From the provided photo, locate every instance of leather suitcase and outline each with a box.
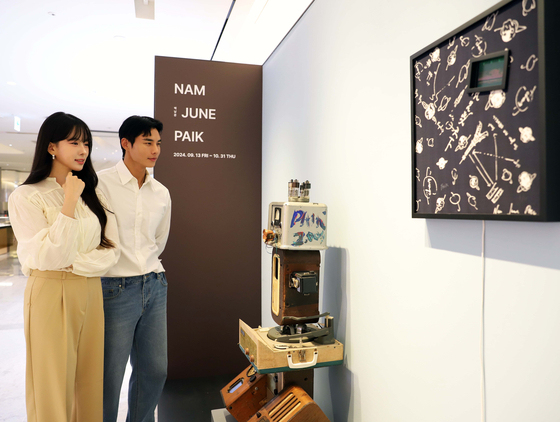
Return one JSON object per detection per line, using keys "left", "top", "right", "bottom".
{"left": 239, "top": 319, "right": 343, "bottom": 374}
{"left": 221, "top": 365, "right": 271, "bottom": 422}
{"left": 247, "top": 385, "right": 330, "bottom": 422}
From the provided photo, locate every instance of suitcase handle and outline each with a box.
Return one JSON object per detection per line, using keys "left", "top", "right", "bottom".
{"left": 287, "top": 350, "right": 318, "bottom": 369}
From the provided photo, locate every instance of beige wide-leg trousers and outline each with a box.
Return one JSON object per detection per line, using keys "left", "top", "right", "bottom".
{"left": 24, "top": 270, "right": 104, "bottom": 422}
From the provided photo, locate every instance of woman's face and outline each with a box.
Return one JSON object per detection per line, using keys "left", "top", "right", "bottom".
{"left": 49, "top": 129, "right": 89, "bottom": 172}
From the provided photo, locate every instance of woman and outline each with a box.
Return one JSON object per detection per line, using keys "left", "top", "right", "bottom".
{"left": 8, "top": 112, "right": 119, "bottom": 422}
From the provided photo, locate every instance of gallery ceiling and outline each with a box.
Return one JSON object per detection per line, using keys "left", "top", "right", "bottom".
{"left": 0, "top": 0, "right": 313, "bottom": 172}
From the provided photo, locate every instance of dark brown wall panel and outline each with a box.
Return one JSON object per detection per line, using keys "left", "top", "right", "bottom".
{"left": 154, "top": 56, "right": 262, "bottom": 379}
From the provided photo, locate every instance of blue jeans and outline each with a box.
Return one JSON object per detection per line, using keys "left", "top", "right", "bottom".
{"left": 101, "top": 272, "right": 168, "bottom": 422}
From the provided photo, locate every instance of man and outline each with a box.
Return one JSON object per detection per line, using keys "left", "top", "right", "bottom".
{"left": 97, "top": 116, "right": 171, "bottom": 422}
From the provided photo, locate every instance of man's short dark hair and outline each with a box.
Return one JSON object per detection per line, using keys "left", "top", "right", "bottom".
{"left": 119, "top": 116, "right": 163, "bottom": 158}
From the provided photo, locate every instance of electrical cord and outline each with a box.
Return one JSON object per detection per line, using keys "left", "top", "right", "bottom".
{"left": 481, "top": 220, "right": 487, "bottom": 422}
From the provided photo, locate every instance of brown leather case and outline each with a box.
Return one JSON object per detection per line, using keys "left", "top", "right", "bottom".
{"left": 247, "top": 385, "right": 330, "bottom": 422}
{"left": 221, "top": 366, "right": 270, "bottom": 422}
{"left": 271, "top": 249, "right": 321, "bottom": 326}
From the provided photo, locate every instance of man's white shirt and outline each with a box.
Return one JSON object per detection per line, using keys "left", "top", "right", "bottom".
{"left": 97, "top": 160, "right": 171, "bottom": 277}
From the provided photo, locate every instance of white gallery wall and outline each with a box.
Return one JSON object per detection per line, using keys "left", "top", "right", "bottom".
{"left": 261, "top": 0, "right": 560, "bottom": 421}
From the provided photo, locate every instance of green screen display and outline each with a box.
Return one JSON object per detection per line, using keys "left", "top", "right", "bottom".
{"left": 475, "top": 56, "right": 505, "bottom": 88}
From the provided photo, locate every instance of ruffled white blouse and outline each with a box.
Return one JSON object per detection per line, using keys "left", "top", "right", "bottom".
{"left": 8, "top": 177, "right": 120, "bottom": 277}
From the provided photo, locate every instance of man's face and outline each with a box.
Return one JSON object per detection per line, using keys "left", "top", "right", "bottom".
{"left": 124, "top": 128, "right": 161, "bottom": 168}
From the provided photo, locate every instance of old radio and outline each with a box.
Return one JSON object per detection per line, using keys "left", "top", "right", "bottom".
{"left": 221, "top": 365, "right": 271, "bottom": 422}
{"left": 247, "top": 385, "right": 330, "bottom": 422}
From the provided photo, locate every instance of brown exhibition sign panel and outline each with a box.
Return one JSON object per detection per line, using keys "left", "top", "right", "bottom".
{"left": 154, "top": 56, "right": 262, "bottom": 379}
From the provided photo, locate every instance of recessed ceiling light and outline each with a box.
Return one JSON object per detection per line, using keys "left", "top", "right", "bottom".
{"left": 47, "top": 11, "right": 55, "bottom": 16}
{"left": 9, "top": 144, "right": 12, "bottom": 147}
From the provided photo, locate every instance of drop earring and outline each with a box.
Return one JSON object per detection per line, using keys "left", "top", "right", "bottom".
{"left": 52, "top": 154, "right": 55, "bottom": 160}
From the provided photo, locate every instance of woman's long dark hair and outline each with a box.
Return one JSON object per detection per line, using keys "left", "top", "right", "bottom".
{"left": 24, "top": 112, "right": 115, "bottom": 249}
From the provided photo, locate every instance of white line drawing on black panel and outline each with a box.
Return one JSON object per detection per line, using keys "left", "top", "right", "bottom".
{"left": 446, "top": 120, "right": 460, "bottom": 139}
{"left": 426, "top": 71, "right": 433, "bottom": 86}
{"left": 519, "top": 127, "right": 535, "bottom": 143}
{"left": 494, "top": 205, "right": 503, "bottom": 214}
{"left": 422, "top": 101, "right": 436, "bottom": 120}
{"left": 474, "top": 150, "right": 521, "bottom": 169}
{"left": 493, "top": 133, "right": 498, "bottom": 180}
{"left": 454, "top": 85, "right": 468, "bottom": 108}
{"left": 459, "top": 100, "right": 474, "bottom": 126}
{"left": 460, "top": 36, "right": 470, "bottom": 47}
{"left": 430, "top": 65, "right": 456, "bottom": 103}
{"left": 441, "top": 183, "right": 449, "bottom": 190}
{"left": 450, "top": 192, "right": 461, "bottom": 211}
{"left": 451, "top": 168, "right": 458, "bottom": 185}
{"left": 494, "top": 19, "right": 527, "bottom": 43}
{"left": 508, "top": 203, "right": 519, "bottom": 214}
{"left": 486, "top": 183, "right": 504, "bottom": 204}
{"left": 521, "top": 54, "right": 538, "bottom": 71}
{"left": 415, "top": 116, "right": 422, "bottom": 128}
{"left": 430, "top": 48, "right": 441, "bottom": 63}
{"left": 435, "top": 195, "right": 446, "bottom": 214}
{"left": 423, "top": 167, "right": 438, "bottom": 205}
{"left": 472, "top": 92, "right": 480, "bottom": 102}
{"left": 522, "top": 0, "right": 536, "bottom": 16}
{"left": 482, "top": 12, "right": 498, "bottom": 31}
{"left": 436, "top": 157, "right": 448, "bottom": 170}
{"left": 416, "top": 168, "right": 421, "bottom": 182}
{"left": 460, "top": 121, "right": 488, "bottom": 164}
{"left": 446, "top": 45, "right": 458, "bottom": 70}
{"left": 456, "top": 61, "right": 471, "bottom": 88}
{"left": 517, "top": 171, "right": 536, "bottom": 193}
{"left": 416, "top": 138, "right": 424, "bottom": 154}
{"left": 455, "top": 135, "right": 471, "bottom": 152}
{"left": 467, "top": 192, "right": 478, "bottom": 210}
{"left": 469, "top": 175, "right": 480, "bottom": 190}
{"left": 414, "top": 62, "right": 425, "bottom": 81}
{"left": 488, "top": 123, "right": 496, "bottom": 131}
{"left": 485, "top": 90, "right": 506, "bottom": 111}
{"left": 469, "top": 154, "right": 492, "bottom": 187}
{"left": 445, "top": 137, "right": 455, "bottom": 152}
{"left": 438, "top": 96, "right": 451, "bottom": 111}
{"left": 416, "top": 199, "right": 421, "bottom": 211}
{"left": 427, "top": 138, "right": 435, "bottom": 147}
{"left": 513, "top": 85, "right": 537, "bottom": 116}
{"left": 502, "top": 168, "right": 513, "bottom": 184}
{"left": 524, "top": 205, "right": 537, "bottom": 215}
{"left": 448, "top": 36, "right": 456, "bottom": 49}
{"left": 492, "top": 115, "right": 520, "bottom": 151}
{"left": 472, "top": 35, "right": 487, "bottom": 58}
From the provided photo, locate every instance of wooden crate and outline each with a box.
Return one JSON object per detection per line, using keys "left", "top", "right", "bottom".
{"left": 238, "top": 320, "right": 343, "bottom": 374}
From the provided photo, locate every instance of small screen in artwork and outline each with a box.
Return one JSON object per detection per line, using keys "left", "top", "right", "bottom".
{"left": 474, "top": 56, "right": 505, "bottom": 88}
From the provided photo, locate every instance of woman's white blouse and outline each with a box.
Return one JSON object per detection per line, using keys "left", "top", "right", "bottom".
{"left": 8, "top": 177, "right": 120, "bottom": 277}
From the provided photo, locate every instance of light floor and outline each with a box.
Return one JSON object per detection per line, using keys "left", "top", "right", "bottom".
{"left": 0, "top": 252, "right": 132, "bottom": 422}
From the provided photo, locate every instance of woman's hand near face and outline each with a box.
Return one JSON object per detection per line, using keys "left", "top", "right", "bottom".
{"left": 61, "top": 172, "right": 84, "bottom": 218}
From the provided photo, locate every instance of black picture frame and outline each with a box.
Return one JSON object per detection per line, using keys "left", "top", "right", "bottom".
{"left": 410, "top": 0, "right": 560, "bottom": 221}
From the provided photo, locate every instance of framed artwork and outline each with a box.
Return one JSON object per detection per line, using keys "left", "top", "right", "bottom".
{"left": 410, "top": 0, "right": 560, "bottom": 220}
